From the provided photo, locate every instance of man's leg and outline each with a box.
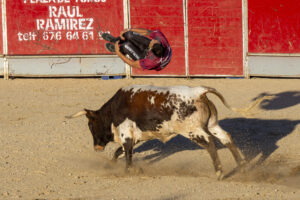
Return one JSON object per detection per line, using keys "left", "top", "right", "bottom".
{"left": 119, "top": 41, "right": 144, "bottom": 61}
{"left": 103, "top": 31, "right": 151, "bottom": 60}
{"left": 105, "top": 40, "right": 145, "bottom": 61}
{"left": 122, "top": 31, "right": 151, "bottom": 53}
{"left": 101, "top": 33, "right": 121, "bottom": 43}
{"left": 102, "top": 31, "right": 150, "bottom": 49}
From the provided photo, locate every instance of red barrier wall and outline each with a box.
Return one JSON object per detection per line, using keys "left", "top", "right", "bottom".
{"left": 248, "top": 0, "right": 300, "bottom": 53}
{"left": 188, "top": 0, "right": 243, "bottom": 75}
{"left": 6, "top": 0, "right": 123, "bottom": 55}
{"left": 130, "top": 0, "right": 186, "bottom": 75}
{"left": 0, "top": 1, "right": 2, "bottom": 55}
{"left": 3, "top": 0, "right": 245, "bottom": 76}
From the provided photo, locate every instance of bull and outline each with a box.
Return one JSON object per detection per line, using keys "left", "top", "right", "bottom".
{"left": 66, "top": 85, "right": 268, "bottom": 180}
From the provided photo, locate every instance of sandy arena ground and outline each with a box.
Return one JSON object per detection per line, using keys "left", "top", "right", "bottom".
{"left": 0, "top": 77, "right": 300, "bottom": 200}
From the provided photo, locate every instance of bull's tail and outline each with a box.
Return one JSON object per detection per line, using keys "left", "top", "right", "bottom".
{"left": 203, "top": 87, "right": 273, "bottom": 117}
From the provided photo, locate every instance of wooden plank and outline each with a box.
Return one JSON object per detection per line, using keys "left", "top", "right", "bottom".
{"left": 0, "top": 0, "right": 3, "bottom": 55}
{"left": 130, "top": 0, "right": 185, "bottom": 76}
{"left": 6, "top": 0, "right": 124, "bottom": 55}
{"left": 188, "top": 0, "right": 243, "bottom": 76}
{"left": 249, "top": 0, "right": 300, "bottom": 53}
{"left": 248, "top": 55, "right": 300, "bottom": 77}
{"left": 8, "top": 57, "right": 125, "bottom": 76}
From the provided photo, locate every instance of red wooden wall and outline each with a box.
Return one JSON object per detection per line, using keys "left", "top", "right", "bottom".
{"left": 248, "top": 0, "right": 300, "bottom": 53}
{"left": 2, "top": 0, "right": 244, "bottom": 76}
{"left": 130, "top": 0, "right": 186, "bottom": 76}
{"left": 0, "top": 0, "right": 2, "bottom": 55}
{"left": 6, "top": 0, "right": 123, "bottom": 55}
{"left": 130, "top": 0, "right": 243, "bottom": 76}
{"left": 188, "top": 0, "right": 243, "bottom": 75}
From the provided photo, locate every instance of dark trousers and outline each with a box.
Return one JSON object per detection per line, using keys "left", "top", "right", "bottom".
{"left": 118, "top": 31, "right": 151, "bottom": 61}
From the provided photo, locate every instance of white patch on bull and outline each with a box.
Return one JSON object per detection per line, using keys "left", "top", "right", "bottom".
{"left": 111, "top": 118, "right": 143, "bottom": 145}
{"left": 149, "top": 96, "right": 155, "bottom": 105}
{"left": 163, "top": 101, "right": 171, "bottom": 108}
{"left": 156, "top": 109, "right": 209, "bottom": 142}
{"left": 208, "top": 125, "right": 231, "bottom": 144}
{"left": 112, "top": 109, "right": 211, "bottom": 146}
{"left": 123, "top": 85, "right": 208, "bottom": 101}
{"left": 112, "top": 92, "right": 219, "bottom": 146}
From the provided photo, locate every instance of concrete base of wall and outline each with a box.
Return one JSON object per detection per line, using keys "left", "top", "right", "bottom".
{"left": 0, "top": 57, "right": 3, "bottom": 76}
{"left": 248, "top": 55, "right": 300, "bottom": 77}
{"left": 1, "top": 56, "right": 125, "bottom": 78}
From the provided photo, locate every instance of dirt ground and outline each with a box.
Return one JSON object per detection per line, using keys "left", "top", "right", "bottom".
{"left": 0, "top": 77, "right": 300, "bottom": 200}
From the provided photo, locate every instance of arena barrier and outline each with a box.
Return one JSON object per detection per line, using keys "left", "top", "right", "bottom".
{"left": 1, "top": 0, "right": 300, "bottom": 79}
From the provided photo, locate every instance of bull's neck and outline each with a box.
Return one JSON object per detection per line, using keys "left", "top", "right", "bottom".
{"left": 97, "top": 101, "right": 112, "bottom": 126}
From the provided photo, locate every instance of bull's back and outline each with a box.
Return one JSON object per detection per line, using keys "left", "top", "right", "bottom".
{"left": 115, "top": 85, "right": 208, "bottom": 132}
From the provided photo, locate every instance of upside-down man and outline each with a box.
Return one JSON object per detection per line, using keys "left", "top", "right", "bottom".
{"left": 102, "top": 28, "right": 172, "bottom": 71}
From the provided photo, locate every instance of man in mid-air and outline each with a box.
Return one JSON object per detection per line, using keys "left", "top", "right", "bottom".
{"left": 102, "top": 28, "right": 172, "bottom": 71}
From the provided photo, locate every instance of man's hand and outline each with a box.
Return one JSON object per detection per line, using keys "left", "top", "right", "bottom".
{"left": 115, "top": 41, "right": 120, "bottom": 53}
{"left": 120, "top": 29, "right": 129, "bottom": 40}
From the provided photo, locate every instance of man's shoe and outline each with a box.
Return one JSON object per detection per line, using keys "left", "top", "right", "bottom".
{"left": 101, "top": 33, "right": 119, "bottom": 43}
{"left": 105, "top": 43, "right": 116, "bottom": 53}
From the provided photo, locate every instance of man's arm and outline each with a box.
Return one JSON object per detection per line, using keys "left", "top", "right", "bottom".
{"left": 120, "top": 28, "right": 152, "bottom": 40}
{"left": 129, "top": 28, "right": 152, "bottom": 36}
{"left": 115, "top": 41, "right": 142, "bottom": 69}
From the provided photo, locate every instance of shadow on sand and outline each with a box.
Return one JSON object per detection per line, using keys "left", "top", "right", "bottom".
{"left": 253, "top": 91, "right": 300, "bottom": 110}
{"left": 134, "top": 118, "right": 300, "bottom": 177}
{"left": 133, "top": 91, "right": 300, "bottom": 177}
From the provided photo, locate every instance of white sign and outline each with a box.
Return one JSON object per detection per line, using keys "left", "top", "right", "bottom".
{"left": 18, "top": 0, "right": 108, "bottom": 41}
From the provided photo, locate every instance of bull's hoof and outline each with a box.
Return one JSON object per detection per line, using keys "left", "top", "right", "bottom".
{"left": 239, "top": 159, "right": 247, "bottom": 167}
{"left": 110, "top": 158, "right": 118, "bottom": 164}
{"left": 125, "top": 166, "right": 144, "bottom": 175}
{"left": 216, "top": 170, "right": 224, "bottom": 181}
{"left": 237, "top": 160, "right": 248, "bottom": 173}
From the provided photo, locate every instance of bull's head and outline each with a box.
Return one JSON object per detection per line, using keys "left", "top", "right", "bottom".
{"left": 66, "top": 109, "right": 113, "bottom": 151}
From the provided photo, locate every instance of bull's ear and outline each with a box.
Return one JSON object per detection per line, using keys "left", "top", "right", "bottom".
{"left": 132, "top": 121, "right": 137, "bottom": 129}
{"left": 84, "top": 109, "right": 97, "bottom": 120}
{"left": 111, "top": 123, "right": 117, "bottom": 134}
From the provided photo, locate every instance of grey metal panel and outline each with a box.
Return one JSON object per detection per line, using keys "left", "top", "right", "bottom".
{"left": 0, "top": 58, "right": 3, "bottom": 75}
{"left": 8, "top": 56, "right": 125, "bottom": 77}
{"left": 248, "top": 55, "right": 300, "bottom": 77}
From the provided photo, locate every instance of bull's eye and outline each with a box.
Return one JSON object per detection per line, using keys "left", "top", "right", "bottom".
{"left": 121, "top": 133, "right": 124, "bottom": 137}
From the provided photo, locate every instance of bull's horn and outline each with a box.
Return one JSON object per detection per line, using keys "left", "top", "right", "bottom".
{"left": 65, "top": 110, "right": 87, "bottom": 119}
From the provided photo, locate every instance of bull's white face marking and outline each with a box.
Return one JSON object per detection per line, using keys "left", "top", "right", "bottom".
{"left": 123, "top": 85, "right": 208, "bottom": 101}
{"left": 111, "top": 118, "right": 143, "bottom": 145}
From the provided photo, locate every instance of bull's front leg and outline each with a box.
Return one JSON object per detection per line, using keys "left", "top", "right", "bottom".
{"left": 123, "top": 138, "right": 134, "bottom": 171}
{"left": 112, "top": 146, "right": 124, "bottom": 162}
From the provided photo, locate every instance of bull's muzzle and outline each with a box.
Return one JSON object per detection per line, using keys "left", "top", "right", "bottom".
{"left": 94, "top": 145, "right": 105, "bottom": 151}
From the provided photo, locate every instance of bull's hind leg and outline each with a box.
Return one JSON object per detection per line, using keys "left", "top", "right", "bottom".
{"left": 209, "top": 125, "right": 246, "bottom": 167}
{"left": 190, "top": 128, "right": 224, "bottom": 180}
{"left": 206, "top": 99, "right": 246, "bottom": 168}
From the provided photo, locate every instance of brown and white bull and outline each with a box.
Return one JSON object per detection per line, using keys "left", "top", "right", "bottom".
{"left": 67, "top": 85, "right": 265, "bottom": 180}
